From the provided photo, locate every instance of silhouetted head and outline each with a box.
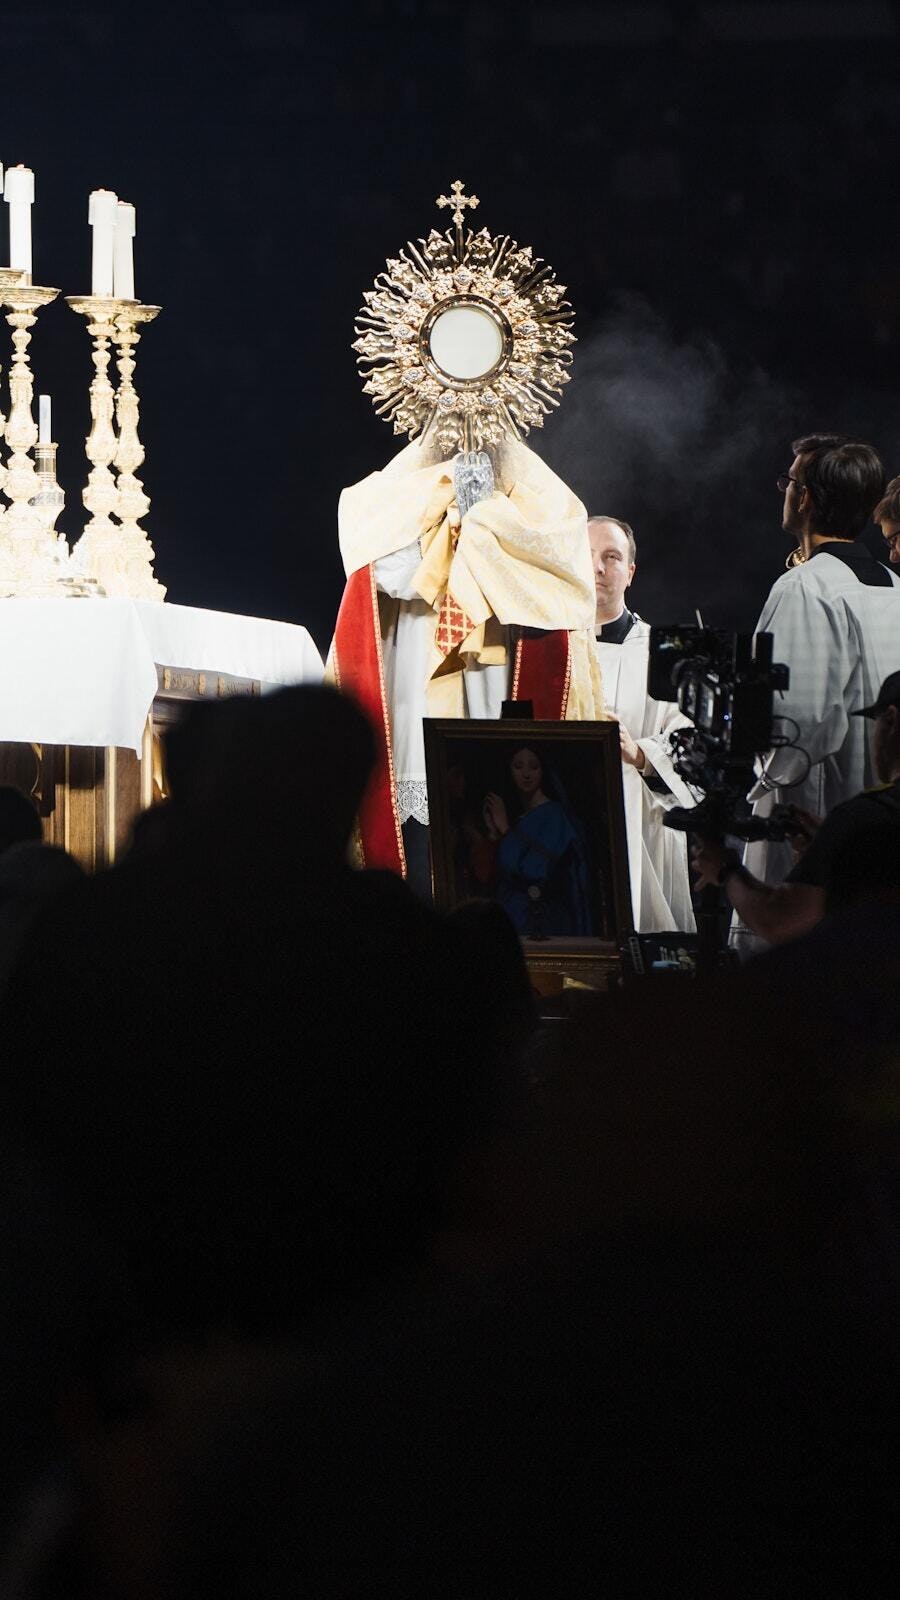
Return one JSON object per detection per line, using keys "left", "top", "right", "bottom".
{"left": 0, "top": 786, "right": 42, "bottom": 857}
{"left": 163, "top": 685, "right": 376, "bottom": 866}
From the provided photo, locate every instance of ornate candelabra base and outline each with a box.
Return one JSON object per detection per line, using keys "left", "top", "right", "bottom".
{"left": 0, "top": 541, "right": 71, "bottom": 599}
{"left": 68, "top": 521, "right": 161, "bottom": 599}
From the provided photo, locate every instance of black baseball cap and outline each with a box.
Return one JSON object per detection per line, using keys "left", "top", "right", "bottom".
{"left": 853, "top": 670, "right": 900, "bottom": 718}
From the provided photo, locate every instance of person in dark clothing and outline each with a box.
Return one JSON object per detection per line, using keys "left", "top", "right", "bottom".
{"left": 0, "top": 842, "right": 84, "bottom": 997}
{"left": 0, "top": 788, "right": 83, "bottom": 996}
{"left": 3, "top": 687, "right": 897, "bottom": 1600}
{"left": 693, "top": 670, "right": 900, "bottom": 940}
{"left": 0, "top": 687, "right": 487, "bottom": 1346}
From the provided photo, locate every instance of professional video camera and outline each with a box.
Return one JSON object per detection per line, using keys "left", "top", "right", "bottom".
{"left": 647, "top": 624, "right": 794, "bottom": 841}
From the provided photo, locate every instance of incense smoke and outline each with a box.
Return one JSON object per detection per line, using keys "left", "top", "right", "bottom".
{"left": 540, "top": 294, "right": 796, "bottom": 629}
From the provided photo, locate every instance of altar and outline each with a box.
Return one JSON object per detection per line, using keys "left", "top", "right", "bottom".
{"left": 0, "top": 597, "right": 324, "bottom": 869}
{"left": 0, "top": 183, "right": 326, "bottom": 870}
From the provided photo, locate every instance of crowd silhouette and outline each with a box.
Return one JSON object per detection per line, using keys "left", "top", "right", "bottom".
{"left": 0, "top": 683, "right": 897, "bottom": 1597}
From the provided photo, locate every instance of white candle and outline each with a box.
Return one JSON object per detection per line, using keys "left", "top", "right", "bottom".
{"left": 4, "top": 165, "right": 34, "bottom": 276}
{"left": 113, "top": 201, "right": 136, "bottom": 300}
{"left": 89, "top": 188, "right": 118, "bottom": 296}
{"left": 39, "top": 394, "right": 51, "bottom": 444}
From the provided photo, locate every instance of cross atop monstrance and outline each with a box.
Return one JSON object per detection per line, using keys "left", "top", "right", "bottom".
{"left": 436, "top": 179, "right": 479, "bottom": 229}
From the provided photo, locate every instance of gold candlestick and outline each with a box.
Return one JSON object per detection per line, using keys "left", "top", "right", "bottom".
{"left": 0, "top": 279, "right": 68, "bottom": 598}
{"left": 111, "top": 301, "right": 165, "bottom": 599}
{"left": 29, "top": 439, "right": 75, "bottom": 570}
{"left": 0, "top": 267, "right": 27, "bottom": 504}
{"left": 66, "top": 295, "right": 165, "bottom": 599}
{"left": 65, "top": 295, "right": 126, "bottom": 591}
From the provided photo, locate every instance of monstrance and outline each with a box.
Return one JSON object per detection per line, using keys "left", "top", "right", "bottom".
{"left": 353, "top": 180, "right": 575, "bottom": 454}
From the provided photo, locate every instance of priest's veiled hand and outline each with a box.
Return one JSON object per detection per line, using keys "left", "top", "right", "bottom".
{"left": 690, "top": 836, "right": 727, "bottom": 890}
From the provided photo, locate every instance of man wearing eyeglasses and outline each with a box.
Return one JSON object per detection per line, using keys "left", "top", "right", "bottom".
{"left": 732, "top": 433, "right": 900, "bottom": 955}
{"left": 874, "top": 475, "right": 900, "bottom": 568}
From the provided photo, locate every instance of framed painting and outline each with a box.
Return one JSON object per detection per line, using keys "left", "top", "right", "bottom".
{"left": 424, "top": 719, "right": 633, "bottom": 989}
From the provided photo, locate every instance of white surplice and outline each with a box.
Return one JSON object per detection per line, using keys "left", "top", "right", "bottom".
{"left": 733, "top": 549, "right": 900, "bottom": 952}
{"left": 375, "top": 542, "right": 508, "bottom": 824}
{"left": 594, "top": 616, "right": 697, "bottom": 932}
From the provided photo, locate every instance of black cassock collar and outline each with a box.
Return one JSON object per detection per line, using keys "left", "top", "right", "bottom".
{"left": 808, "top": 541, "right": 894, "bottom": 588}
{"left": 595, "top": 607, "right": 637, "bottom": 644}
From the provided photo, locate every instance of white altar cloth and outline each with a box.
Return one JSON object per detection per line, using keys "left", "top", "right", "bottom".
{"left": 0, "top": 598, "right": 324, "bottom": 752}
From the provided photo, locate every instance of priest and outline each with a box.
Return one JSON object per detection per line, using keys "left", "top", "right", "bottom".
{"left": 329, "top": 440, "right": 605, "bottom": 882}
{"left": 733, "top": 432, "right": 900, "bottom": 954}
{"left": 589, "top": 515, "right": 697, "bottom": 932}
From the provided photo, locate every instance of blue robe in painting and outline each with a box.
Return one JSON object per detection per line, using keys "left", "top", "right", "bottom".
{"left": 496, "top": 799, "right": 592, "bottom": 938}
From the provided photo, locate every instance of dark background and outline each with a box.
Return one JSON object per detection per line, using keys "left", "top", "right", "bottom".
{"left": 5, "top": 0, "right": 900, "bottom": 652}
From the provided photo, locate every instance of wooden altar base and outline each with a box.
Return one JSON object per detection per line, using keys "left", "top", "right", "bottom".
{"left": 0, "top": 666, "right": 260, "bottom": 872}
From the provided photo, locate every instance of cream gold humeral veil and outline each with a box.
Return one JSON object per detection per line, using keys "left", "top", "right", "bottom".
{"left": 338, "top": 436, "right": 605, "bottom": 722}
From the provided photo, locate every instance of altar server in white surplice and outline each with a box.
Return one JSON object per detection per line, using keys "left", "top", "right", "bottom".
{"left": 734, "top": 433, "right": 900, "bottom": 953}
{"left": 588, "top": 517, "right": 697, "bottom": 933}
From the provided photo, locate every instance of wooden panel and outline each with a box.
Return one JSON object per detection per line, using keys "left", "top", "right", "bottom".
{"left": 112, "top": 746, "right": 143, "bottom": 861}
{"left": 38, "top": 746, "right": 64, "bottom": 846}
{"left": 61, "top": 744, "right": 101, "bottom": 872}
